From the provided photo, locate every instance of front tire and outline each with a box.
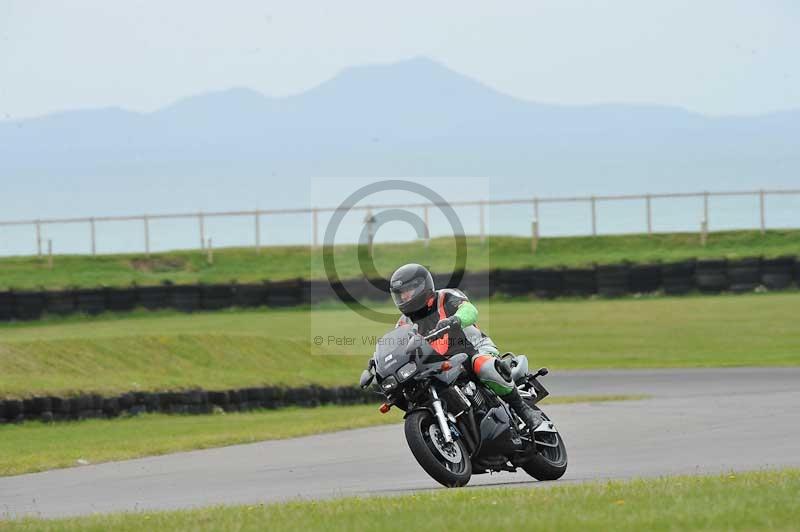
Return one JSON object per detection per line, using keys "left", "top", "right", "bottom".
{"left": 404, "top": 410, "right": 472, "bottom": 487}
{"left": 521, "top": 406, "right": 568, "bottom": 481}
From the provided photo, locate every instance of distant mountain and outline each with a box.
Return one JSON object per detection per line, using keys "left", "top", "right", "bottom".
{"left": 1, "top": 57, "right": 798, "bottom": 203}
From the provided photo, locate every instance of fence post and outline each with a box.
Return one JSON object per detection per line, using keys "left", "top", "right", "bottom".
{"left": 143, "top": 215, "right": 150, "bottom": 256}
{"left": 47, "top": 239, "right": 53, "bottom": 269}
{"left": 646, "top": 194, "right": 652, "bottom": 235}
{"left": 365, "top": 210, "right": 376, "bottom": 256}
{"left": 254, "top": 211, "right": 261, "bottom": 254}
{"left": 479, "top": 201, "right": 486, "bottom": 244}
{"left": 90, "top": 217, "right": 96, "bottom": 256}
{"left": 207, "top": 238, "right": 214, "bottom": 264}
{"left": 198, "top": 213, "right": 206, "bottom": 250}
{"left": 700, "top": 219, "right": 708, "bottom": 247}
{"left": 312, "top": 208, "right": 319, "bottom": 248}
{"left": 531, "top": 219, "right": 539, "bottom": 253}
{"left": 703, "top": 191, "right": 709, "bottom": 231}
{"left": 759, "top": 190, "right": 766, "bottom": 235}
{"left": 590, "top": 196, "right": 597, "bottom": 236}
{"left": 423, "top": 206, "right": 430, "bottom": 248}
{"left": 35, "top": 220, "right": 42, "bottom": 257}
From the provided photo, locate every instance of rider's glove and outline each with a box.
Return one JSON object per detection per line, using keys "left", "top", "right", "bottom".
{"left": 434, "top": 315, "right": 461, "bottom": 334}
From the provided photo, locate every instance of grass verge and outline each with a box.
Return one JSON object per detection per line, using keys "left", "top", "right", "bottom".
{"left": 0, "top": 229, "right": 797, "bottom": 290}
{"left": 0, "top": 395, "right": 641, "bottom": 477}
{"left": 1, "top": 292, "right": 798, "bottom": 398}
{"left": 5, "top": 469, "right": 799, "bottom": 531}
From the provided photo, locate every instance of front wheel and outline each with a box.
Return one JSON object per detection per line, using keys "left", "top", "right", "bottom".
{"left": 521, "top": 406, "right": 568, "bottom": 481}
{"left": 404, "top": 410, "right": 472, "bottom": 487}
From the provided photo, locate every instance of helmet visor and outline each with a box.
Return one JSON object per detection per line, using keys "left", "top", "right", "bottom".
{"left": 391, "top": 277, "right": 426, "bottom": 307}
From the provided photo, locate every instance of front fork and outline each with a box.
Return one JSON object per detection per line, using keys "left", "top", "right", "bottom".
{"left": 430, "top": 386, "right": 454, "bottom": 443}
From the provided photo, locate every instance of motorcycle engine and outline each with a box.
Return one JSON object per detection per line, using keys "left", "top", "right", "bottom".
{"left": 462, "top": 382, "right": 485, "bottom": 411}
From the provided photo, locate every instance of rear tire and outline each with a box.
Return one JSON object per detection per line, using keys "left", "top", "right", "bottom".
{"left": 521, "top": 405, "right": 568, "bottom": 481}
{"left": 404, "top": 410, "right": 471, "bottom": 488}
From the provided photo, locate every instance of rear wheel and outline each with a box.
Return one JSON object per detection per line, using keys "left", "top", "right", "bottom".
{"left": 404, "top": 410, "right": 471, "bottom": 487}
{"left": 521, "top": 406, "right": 568, "bottom": 481}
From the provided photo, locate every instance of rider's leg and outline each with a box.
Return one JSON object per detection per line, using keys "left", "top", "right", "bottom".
{"left": 471, "top": 352, "right": 543, "bottom": 430}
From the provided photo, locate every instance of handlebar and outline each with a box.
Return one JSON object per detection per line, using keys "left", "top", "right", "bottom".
{"left": 423, "top": 325, "right": 450, "bottom": 342}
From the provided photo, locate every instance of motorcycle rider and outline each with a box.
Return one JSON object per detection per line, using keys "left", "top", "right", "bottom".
{"left": 389, "top": 263, "right": 543, "bottom": 430}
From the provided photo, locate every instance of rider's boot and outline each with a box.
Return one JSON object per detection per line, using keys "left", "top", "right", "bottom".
{"left": 504, "top": 387, "right": 543, "bottom": 430}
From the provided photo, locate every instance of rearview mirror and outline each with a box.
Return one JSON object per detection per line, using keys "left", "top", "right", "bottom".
{"left": 359, "top": 369, "right": 374, "bottom": 389}
{"left": 405, "top": 334, "right": 423, "bottom": 354}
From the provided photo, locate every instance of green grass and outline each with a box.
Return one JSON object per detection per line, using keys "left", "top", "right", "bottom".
{"left": 6, "top": 469, "right": 799, "bottom": 531}
{"left": 1, "top": 292, "right": 798, "bottom": 398}
{"left": 0, "top": 395, "right": 638, "bottom": 477}
{"left": 1, "top": 229, "right": 797, "bottom": 290}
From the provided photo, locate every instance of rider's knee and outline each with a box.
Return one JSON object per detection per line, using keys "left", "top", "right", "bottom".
{"left": 472, "top": 353, "right": 514, "bottom": 395}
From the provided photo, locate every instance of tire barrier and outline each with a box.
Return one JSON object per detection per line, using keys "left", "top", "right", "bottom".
{"left": 172, "top": 285, "right": 201, "bottom": 312}
{"left": 728, "top": 257, "right": 761, "bottom": 293}
{"left": 75, "top": 289, "right": 107, "bottom": 315}
{"left": 45, "top": 291, "right": 76, "bottom": 316}
{"left": 459, "top": 271, "right": 492, "bottom": 299}
{"left": 136, "top": 285, "right": 171, "bottom": 310}
{"left": 494, "top": 269, "right": 534, "bottom": 297}
{"left": 795, "top": 259, "right": 800, "bottom": 286}
{"left": 233, "top": 283, "right": 269, "bottom": 307}
{"left": 0, "top": 256, "right": 797, "bottom": 322}
{"left": 695, "top": 259, "right": 729, "bottom": 293}
{"left": 0, "top": 291, "right": 14, "bottom": 321}
{"left": 532, "top": 269, "right": 563, "bottom": 299}
{"left": 596, "top": 265, "right": 630, "bottom": 297}
{"left": 562, "top": 268, "right": 597, "bottom": 297}
{"left": 13, "top": 291, "right": 46, "bottom": 320}
{"left": 106, "top": 288, "right": 137, "bottom": 312}
{"left": 762, "top": 256, "right": 795, "bottom": 290}
{"left": 0, "top": 385, "right": 380, "bottom": 425}
{"left": 265, "top": 279, "right": 305, "bottom": 307}
{"left": 661, "top": 260, "right": 696, "bottom": 295}
{"left": 629, "top": 264, "right": 661, "bottom": 294}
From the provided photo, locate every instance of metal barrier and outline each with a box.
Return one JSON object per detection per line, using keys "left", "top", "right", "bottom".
{"left": 1, "top": 188, "right": 798, "bottom": 257}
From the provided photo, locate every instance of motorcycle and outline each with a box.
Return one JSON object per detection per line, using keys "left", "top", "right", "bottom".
{"left": 360, "top": 323, "right": 568, "bottom": 487}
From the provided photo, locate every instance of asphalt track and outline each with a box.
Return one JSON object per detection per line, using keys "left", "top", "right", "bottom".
{"left": 2, "top": 367, "right": 799, "bottom": 519}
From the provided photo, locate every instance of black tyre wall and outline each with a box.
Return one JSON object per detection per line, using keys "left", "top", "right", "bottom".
{"left": 761, "top": 257, "right": 796, "bottom": 290}
{"left": 495, "top": 269, "right": 535, "bottom": 297}
{"left": 75, "top": 289, "right": 107, "bottom": 315}
{"left": 596, "top": 264, "right": 630, "bottom": 297}
{"left": 266, "top": 279, "right": 304, "bottom": 307}
{"left": 136, "top": 285, "right": 171, "bottom": 310}
{"left": 562, "top": 268, "right": 596, "bottom": 297}
{"left": 200, "top": 284, "right": 234, "bottom": 310}
{"left": 661, "top": 261, "right": 695, "bottom": 295}
{"left": 45, "top": 291, "right": 76, "bottom": 315}
{"left": 106, "top": 288, "right": 138, "bottom": 311}
{"left": 695, "top": 259, "right": 729, "bottom": 293}
{"left": 533, "top": 269, "right": 563, "bottom": 299}
{"left": 459, "top": 271, "right": 493, "bottom": 299}
{"left": 727, "top": 257, "right": 761, "bottom": 293}
{"left": 629, "top": 264, "right": 661, "bottom": 293}
{"left": 0, "top": 291, "right": 14, "bottom": 321}
{"left": 13, "top": 291, "right": 45, "bottom": 320}
{"left": 172, "top": 285, "right": 202, "bottom": 312}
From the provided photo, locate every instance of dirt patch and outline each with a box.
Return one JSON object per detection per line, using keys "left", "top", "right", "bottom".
{"left": 130, "top": 257, "right": 189, "bottom": 273}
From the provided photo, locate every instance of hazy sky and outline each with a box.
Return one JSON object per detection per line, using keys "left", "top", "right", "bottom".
{"left": 1, "top": 0, "right": 799, "bottom": 120}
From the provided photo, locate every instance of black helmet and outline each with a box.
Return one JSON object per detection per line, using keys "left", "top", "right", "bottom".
{"left": 390, "top": 263, "right": 435, "bottom": 314}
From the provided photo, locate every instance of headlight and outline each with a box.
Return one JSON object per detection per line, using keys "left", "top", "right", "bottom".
{"left": 381, "top": 375, "right": 398, "bottom": 392}
{"left": 397, "top": 362, "right": 418, "bottom": 382}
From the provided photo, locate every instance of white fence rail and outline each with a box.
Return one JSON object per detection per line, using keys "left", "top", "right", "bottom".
{"left": 1, "top": 189, "right": 798, "bottom": 257}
